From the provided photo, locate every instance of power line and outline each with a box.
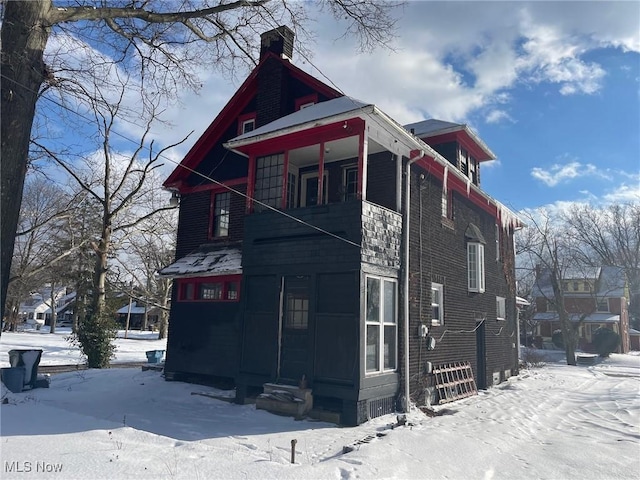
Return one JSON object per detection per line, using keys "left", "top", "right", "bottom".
{"left": 1, "top": 71, "right": 361, "bottom": 248}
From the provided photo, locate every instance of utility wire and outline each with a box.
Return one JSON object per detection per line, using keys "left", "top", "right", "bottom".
{"left": 1, "top": 71, "right": 361, "bottom": 248}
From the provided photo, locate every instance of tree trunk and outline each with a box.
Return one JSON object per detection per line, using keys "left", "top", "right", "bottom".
{"left": 49, "top": 279, "right": 57, "bottom": 334}
{"left": 0, "top": 0, "right": 53, "bottom": 327}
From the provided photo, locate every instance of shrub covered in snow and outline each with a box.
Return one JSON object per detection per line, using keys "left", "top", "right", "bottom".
{"left": 592, "top": 327, "right": 620, "bottom": 358}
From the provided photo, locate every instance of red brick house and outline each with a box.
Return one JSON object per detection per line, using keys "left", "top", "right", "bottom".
{"left": 532, "top": 266, "right": 630, "bottom": 353}
{"left": 159, "top": 26, "right": 523, "bottom": 425}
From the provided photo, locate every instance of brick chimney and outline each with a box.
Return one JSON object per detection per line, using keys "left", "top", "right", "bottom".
{"left": 260, "top": 26, "right": 294, "bottom": 60}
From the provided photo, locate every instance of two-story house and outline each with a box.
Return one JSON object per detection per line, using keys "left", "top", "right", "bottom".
{"left": 532, "top": 266, "right": 630, "bottom": 353}
{"left": 158, "top": 26, "right": 523, "bottom": 425}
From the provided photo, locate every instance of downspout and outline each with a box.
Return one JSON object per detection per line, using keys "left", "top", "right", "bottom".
{"left": 403, "top": 150, "right": 424, "bottom": 413}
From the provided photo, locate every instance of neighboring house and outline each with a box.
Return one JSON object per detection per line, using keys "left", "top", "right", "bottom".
{"left": 158, "top": 26, "right": 523, "bottom": 425}
{"left": 18, "top": 286, "right": 72, "bottom": 326}
{"left": 116, "top": 302, "right": 160, "bottom": 331}
{"left": 532, "top": 266, "right": 630, "bottom": 353}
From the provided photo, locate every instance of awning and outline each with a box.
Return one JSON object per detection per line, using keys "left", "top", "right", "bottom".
{"left": 157, "top": 246, "right": 242, "bottom": 279}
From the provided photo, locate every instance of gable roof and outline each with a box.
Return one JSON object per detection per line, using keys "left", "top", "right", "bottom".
{"left": 163, "top": 52, "right": 342, "bottom": 190}
{"left": 229, "top": 96, "right": 371, "bottom": 144}
{"left": 533, "top": 265, "right": 627, "bottom": 298}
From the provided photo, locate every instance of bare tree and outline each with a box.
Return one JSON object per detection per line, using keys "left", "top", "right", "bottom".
{"left": 119, "top": 209, "right": 177, "bottom": 340}
{"left": 0, "top": 0, "right": 402, "bottom": 332}
{"left": 3, "top": 176, "right": 75, "bottom": 331}
{"left": 517, "top": 210, "right": 582, "bottom": 365}
{"left": 564, "top": 203, "right": 640, "bottom": 328}
{"left": 36, "top": 78, "right": 185, "bottom": 367}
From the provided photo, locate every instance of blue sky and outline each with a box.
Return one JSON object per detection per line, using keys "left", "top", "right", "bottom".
{"left": 38, "top": 1, "right": 640, "bottom": 213}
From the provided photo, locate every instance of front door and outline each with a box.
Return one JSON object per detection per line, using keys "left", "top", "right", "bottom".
{"left": 278, "top": 276, "right": 310, "bottom": 383}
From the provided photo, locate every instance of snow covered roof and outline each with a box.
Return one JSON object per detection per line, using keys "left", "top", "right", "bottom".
{"left": 116, "top": 302, "right": 148, "bottom": 315}
{"left": 230, "top": 96, "right": 371, "bottom": 143}
{"left": 403, "top": 118, "right": 496, "bottom": 161}
{"left": 404, "top": 119, "right": 463, "bottom": 137}
{"left": 157, "top": 246, "right": 242, "bottom": 279}
{"left": 533, "top": 266, "right": 627, "bottom": 298}
{"left": 532, "top": 312, "right": 621, "bottom": 323}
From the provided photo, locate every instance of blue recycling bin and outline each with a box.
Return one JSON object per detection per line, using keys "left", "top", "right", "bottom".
{"left": 1, "top": 367, "right": 25, "bottom": 393}
{"left": 145, "top": 350, "right": 165, "bottom": 364}
{"left": 8, "top": 349, "right": 42, "bottom": 389}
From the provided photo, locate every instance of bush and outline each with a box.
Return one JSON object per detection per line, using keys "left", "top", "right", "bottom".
{"left": 592, "top": 327, "right": 620, "bottom": 357}
{"left": 552, "top": 329, "right": 564, "bottom": 349}
{"left": 520, "top": 347, "right": 546, "bottom": 368}
{"left": 70, "top": 312, "right": 117, "bottom": 368}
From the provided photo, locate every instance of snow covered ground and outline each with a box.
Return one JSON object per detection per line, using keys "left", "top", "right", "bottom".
{"left": 1, "top": 330, "right": 639, "bottom": 480}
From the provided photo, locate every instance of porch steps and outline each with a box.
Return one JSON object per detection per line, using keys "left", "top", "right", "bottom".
{"left": 255, "top": 383, "right": 313, "bottom": 419}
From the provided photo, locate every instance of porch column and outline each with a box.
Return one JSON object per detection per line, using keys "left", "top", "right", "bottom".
{"left": 246, "top": 154, "right": 256, "bottom": 213}
{"left": 281, "top": 150, "right": 289, "bottom": 209}
{"left": 318, "top": 142, "right": 325, "bottom": 204}
{"left": 357, "top": 130, "right": 368, "bottom": 201}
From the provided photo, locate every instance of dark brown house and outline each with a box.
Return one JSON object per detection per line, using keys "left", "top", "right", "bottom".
{"left": 159, "top": 26, "right": 523, "bottom": 425}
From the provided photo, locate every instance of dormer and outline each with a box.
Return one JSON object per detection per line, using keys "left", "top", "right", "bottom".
{"left": 404, "top": 119, "right": 496, "bottom": 187}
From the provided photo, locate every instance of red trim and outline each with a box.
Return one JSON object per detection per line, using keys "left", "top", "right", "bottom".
{"left": 423, "top": 131, "right": 492, "bottom": 162}
{"left": 237, "top": 112, "right": 256, "bottom": 135}
{"left": 295, "top": 93, "right": 318, "bottom": 111}
{"left": 164, "top": 53, "right": 341, "bottom": 190}
{"left": 415, "top": 156, "right": 507, "bottom": 221}
{"left": 177, "top": 275, "right": 241, "bottom": 302}
{"left": 318, "top": 143, "right": 325, "bottom": 204}
{"left": 357, "top": 130, "right": 365, "bottom": 200}
{"left": 233, "top": 118, "right": 366, "bottom": 159}
{"left": 246, "top": 154, "right": 256, "bottom": 213}
{"left": 281, "top": 150, "right": 289, "bottom": 208}
{"left": 179, "top": 177, "right": 247, "bottom": 195}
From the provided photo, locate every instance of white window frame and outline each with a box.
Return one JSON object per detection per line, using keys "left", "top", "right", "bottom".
{"left": 467, "top": 242, "right": 485, "bottom": 293}
{"left": 431, "top": 283, "right": 444, "bottom": 326}
{"left": 241, "top": 118, "right": 255, "bottom": 134}
{"left": 365, "top": 275, "right": 397, "bottom": 375}
{"left": 496, "top": 296, "right": 506, "bottom": 321}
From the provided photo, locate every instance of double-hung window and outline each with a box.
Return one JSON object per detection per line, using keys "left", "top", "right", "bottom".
{"left": 431, "top": 283, "right": 444, "bottom": 326}
{"left": 211, "top": 192, "right": 230, "bottom": 238}
{"left": 365, "top": 276, "right": 397, "bottom": 374}
{"left": 467, "top": 242, "right": 485, "bottom": 293}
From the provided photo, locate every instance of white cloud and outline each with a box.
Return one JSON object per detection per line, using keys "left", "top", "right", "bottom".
{"left": 530, "top": 160, "right": 611, "bottom": 187}
{"left": 485, "top": 109, "right": 514, "bottom": 124}
{"left": 602, "top": 183, "right": 640, "bottom": 203}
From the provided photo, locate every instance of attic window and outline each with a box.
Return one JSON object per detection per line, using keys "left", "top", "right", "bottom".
{"left": 238, "top": 113, "right": 256, "bottom": 135}
{"left": 295, "top": 94, "right": 318, "bottom": 111}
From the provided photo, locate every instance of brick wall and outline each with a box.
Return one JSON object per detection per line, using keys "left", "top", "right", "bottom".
{"left": 404, "top": 164, "right": 518, "bottom": 400}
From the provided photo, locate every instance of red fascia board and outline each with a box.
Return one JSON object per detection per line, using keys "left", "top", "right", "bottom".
{"left": 164, "top": 54, "right": 341, "bottom": 190}
{"left": 232, "top": 118, "right": 366, "bottom": 157}
{"left": 178, "top": 177, "right": 248, "bottom": 195}
{"left": 424, "top": 131, "right": 493, "bottom": 162}
{"left": 416, "top": 156, "right": 499, "bottom": 219}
